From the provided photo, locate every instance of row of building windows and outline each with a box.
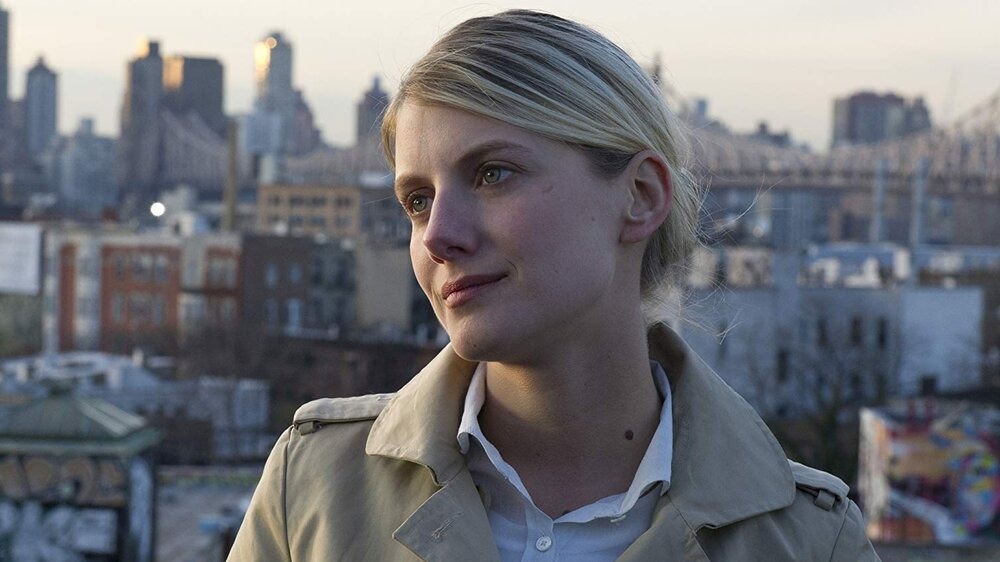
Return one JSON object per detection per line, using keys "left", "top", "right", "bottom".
{"left": 265, "top": 263, "right": 304, "bottom": 288}
{"left": 264, "top": 298, "right": 302, "bottom": 330}
{"left": 266, "top": 195, "right": 356, "bottom": 209}
{"left": 110, "top": 292, "right": 168, "bottom": 327}
{"left": 267, "top": 215, "right": 354, "bottom": 229}
{"left": 111, "top": 252, "right": 173, "bottom": 285}
{"left": 716, "top": 315, "right": 892, "bottom": 361}
{"left": 207, "top": 255, "right": 238, "bottom": 288}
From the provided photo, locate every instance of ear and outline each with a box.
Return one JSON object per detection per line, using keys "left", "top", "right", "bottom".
{"left": 620, "top": 150, "right": 672, "bottom": 244}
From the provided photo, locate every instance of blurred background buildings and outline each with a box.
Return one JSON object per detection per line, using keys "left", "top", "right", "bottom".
{"left": 0, "top": 0, "right": 998, "bottom": 559}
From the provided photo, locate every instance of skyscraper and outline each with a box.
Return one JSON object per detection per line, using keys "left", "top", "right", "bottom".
{"left": 832, "top": 91, "right": 932, "bottom": 147}
{"left": 118, "top": 40, "right": 164, "bottom": 196}
{"left": 244, "top": 31, "right": 320, "bottom": 158}
{"left": 163, "top": 55, "right": 226, "bottom": 137}
{"left": 0, "top": 3, "right": 9, "bottom": 131}
{"left": 25, "top": 56, "right": 57, "bottom": 156}
{"left": 254, "top": 32, "right": 294, "bottom": 114}
{"left": 356, "top": 76, "right": 388, "bottom": 146}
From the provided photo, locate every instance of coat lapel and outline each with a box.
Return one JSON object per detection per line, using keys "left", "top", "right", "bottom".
{"left": 616, "top": 495, "right": 710, "bottom": 562}
{"left": 392, "top": 469, "right": 501, "bottom": 562}
{"left": 646, "top": 324, "right": 795, "bottom": 534}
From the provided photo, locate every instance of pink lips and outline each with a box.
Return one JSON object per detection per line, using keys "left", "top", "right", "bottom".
{"left": 441, "top": 273, "right": 507, "bottom": 307}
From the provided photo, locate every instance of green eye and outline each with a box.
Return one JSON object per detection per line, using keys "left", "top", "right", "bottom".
{"left": 407, "top": 195, "right": 430, "bottom": 215}
{"left": 481, "top": 166, "right": 510, "bottom": 185}
{"left": 409, "top": 195, "right": 429, "bottom": 214}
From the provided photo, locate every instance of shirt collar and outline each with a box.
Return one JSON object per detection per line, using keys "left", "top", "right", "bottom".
{"left": 456, "top": 361, "right": 673, "bottom": 507}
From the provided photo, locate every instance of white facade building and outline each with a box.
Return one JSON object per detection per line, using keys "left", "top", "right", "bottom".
{"left": 679, "top": 244, "right": 985, "bottom": 418}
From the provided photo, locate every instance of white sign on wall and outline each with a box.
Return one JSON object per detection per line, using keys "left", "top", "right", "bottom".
{"left": 0, "top": 222, "right": 42, "bottom": 295}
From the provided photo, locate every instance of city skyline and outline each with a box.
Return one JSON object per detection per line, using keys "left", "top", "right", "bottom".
{"left": 2, "top": 0, "right": 998, "bottom": 150}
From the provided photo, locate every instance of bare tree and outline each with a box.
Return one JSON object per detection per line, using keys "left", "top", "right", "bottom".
{"left": 737, "top": 296, "right": 904, "bottom": 484}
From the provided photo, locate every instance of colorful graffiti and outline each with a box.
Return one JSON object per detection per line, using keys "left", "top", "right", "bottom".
{"left": 860, "top": 400, "right": 1000, "bottom": 544}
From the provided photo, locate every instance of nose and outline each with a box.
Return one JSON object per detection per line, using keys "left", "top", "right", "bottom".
{"left": 421, "top": 189, "right": 478, "bottom": 264}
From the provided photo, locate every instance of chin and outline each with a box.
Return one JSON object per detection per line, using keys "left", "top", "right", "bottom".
{"left": 448, "top": 329, "right": 507, "bottom": 363}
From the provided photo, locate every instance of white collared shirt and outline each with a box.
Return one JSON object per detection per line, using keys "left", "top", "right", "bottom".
{"left": 457, "top": 361, "right": 674, "bottom": 562}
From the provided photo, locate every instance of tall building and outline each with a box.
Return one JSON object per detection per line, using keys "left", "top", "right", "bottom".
{"left": 254, "top": 32, "right": 294, "bottom": 114}
{"left": 40, "top": 117, "right": 116, "bottom": 213}
{"left": 832, "top": 91, "right": 932, "bottom": 147}
{"left": 0, "top": 3, "right": 9, "bottom": 131}
{"left": 118, "top": 40, "right": 164, "bottom": 198}
{"left": 356, "top": 76, "right": 389, "bottom": 146}
{"left": 245, "top": 31, "right": 321, "bottom": 160}
{"left": 25, "top": 56, "right": 57, "bottom": 157}
{"left": 162, "top": 55, "right": 226, "bottom": 137}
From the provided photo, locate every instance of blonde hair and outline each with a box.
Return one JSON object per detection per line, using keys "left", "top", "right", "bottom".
{"left": 381, "top": 9, "right": 701, "bottom": 311}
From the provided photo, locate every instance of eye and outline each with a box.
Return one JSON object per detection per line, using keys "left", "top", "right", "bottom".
{"left": 478, "top": 165, "right": 512, "bottom": 186}
{"left": 403, "top": 193, "right": 431, "bottom": 216}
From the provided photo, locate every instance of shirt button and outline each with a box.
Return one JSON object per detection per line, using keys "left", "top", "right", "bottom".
{"left": 535, "top": 535, "right": 553, "bottom": 552}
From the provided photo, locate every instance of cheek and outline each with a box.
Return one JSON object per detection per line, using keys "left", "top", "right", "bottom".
{"left": 410, "top": 237, "right": 435, "bottom": 297}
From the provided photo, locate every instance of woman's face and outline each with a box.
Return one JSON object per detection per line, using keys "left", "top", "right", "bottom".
{"left": 393, "top": 102, "right": 634, "bottom": 362}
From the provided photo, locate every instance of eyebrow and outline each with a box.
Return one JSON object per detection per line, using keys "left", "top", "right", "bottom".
{"left": 393, "top": 140, "right": 534, "bottom": 198}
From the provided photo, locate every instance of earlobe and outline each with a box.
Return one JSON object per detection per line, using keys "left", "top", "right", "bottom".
{"left": 620, "top": 151, "right": 673, "bottom": 244}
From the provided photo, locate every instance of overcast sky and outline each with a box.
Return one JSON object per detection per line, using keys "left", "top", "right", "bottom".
{"left": 4, "top": 0, "right": 998, "bottom": 151}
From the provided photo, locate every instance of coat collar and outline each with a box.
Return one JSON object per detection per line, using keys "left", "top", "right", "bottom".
{"left": 366, "top": 323, "right": 795, "bottom": 535}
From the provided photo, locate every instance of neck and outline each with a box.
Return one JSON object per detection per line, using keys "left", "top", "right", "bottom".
{"left": 478, "top": 307, "right": 663, "bottom": 513}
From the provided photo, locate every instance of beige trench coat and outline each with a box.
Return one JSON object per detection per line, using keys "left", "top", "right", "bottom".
{"left": 228, "top": 324, "right": 881, "bottom": 561}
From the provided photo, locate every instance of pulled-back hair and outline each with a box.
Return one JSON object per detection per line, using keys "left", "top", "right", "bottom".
{"left": 381, "top": 9, "right": 701, "bottom": 310}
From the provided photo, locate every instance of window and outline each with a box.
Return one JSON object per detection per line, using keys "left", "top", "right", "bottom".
{"left": 289, "top": 264, "right": 303, "bottom": 285}
{"left": 114, "top": 254, "right": 127, "bottom": 280}
{"left": 877, "top": 317, "right": 888, "bottom": 349}
{"left": 111, "top": 295, "right": 126, "bottom": 324}
{"left": 151, "top": 294, "right": 166, "bottom": 326}
{"left": 265, "top": 299, "right": 279, "bottom": 327}
{"left": 132, "top": 253, "right": 152, "bottom": 282}
{"left": 265, "top": 263, "right": 279, "bottom": 287}
{"left": 209, "top": 256, "right": 236, "bottom": 288}
{"left": 289, "top": 196, "right": 305, "bottom": 207}
{"left": 850, "top": 317, "right": 863, "bottom": 347}
{"left": 129, "top": 293, "right": 151, "bottom": 325}
{"left": 286, "top": 299, "right": 301, "bottom": 330}
{"left": 850, "top": 372, "right": 862, "bottom": 398}
{"left": 220, "top": 298, "right": 236, "bottom": 324}
{"left": 310, "top": 196, "right": 327, "bottom": 206}
{"left": 268, "top": 195, "right": 281, "bottom": 206}
{"left": 154, "top": 254, "right": 170, "bottom": 284}
{"left": 776, "top": 349, "right": 789, "bottom": 383}
{"left": 920, "top": 375, "right": 938, "bottom": 396}
{"left": 817, "top": 317, "right": 828, "bottom": 349}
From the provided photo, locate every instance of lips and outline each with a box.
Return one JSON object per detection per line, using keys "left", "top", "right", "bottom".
{"left": 441, "top": 273, "right": 507, "bottom": 304}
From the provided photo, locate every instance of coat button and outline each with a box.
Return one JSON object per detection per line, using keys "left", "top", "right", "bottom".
{"left": 535, "top": 536, "right": 552, "bottom": 552}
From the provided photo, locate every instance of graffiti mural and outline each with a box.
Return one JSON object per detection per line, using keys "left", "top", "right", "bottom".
{"left": 860, "top": 400, "right": 1000, "bottom": 544}
{"left": 0, "top": 455, "right": 128, "bottom": 507}
{"left": 0, "top": 454, "right": 134, "bottom": 561}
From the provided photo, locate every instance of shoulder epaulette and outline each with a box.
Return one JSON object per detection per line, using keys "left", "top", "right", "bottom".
{"left": 788, "top": 460, "right": 849, "bottom": 511}
{"left": 292, "top": 393, "right": 395, "bottom": 435}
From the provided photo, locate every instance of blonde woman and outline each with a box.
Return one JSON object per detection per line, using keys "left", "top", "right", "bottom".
{"left": 229, "top": 10, "right": 880, "bottom": 561}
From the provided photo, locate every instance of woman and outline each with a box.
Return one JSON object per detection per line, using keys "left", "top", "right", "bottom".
{"left": 229, "top": 10, "right": 880, "bottom": 561}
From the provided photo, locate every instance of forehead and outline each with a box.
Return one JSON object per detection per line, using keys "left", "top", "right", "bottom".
{"left": 393, "top": 102, "right": 542, "bottom": 170}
